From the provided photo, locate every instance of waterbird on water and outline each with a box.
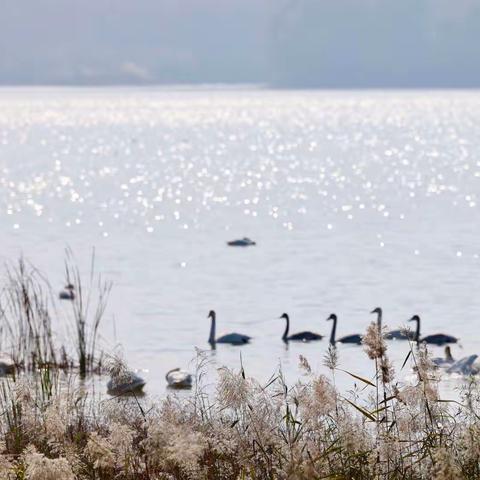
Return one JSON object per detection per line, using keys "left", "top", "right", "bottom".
{"left": 431, "top": 347, "right": 479, "bottom": 375}
{"left": 446, "top": 354, "right": 479, "bottom": 375}
{"left": 59, "top": 284, "right": 75, "bottom": 300}
{"left": 371, "top": 307, "right": 414, "bottom": 340}
{"left": 280, "top": 313, "right": 323, "bottom": 342}
{"left": 432, "top": 346, "right": 455, "bottom": 367}
{"left": 107, "top": 371, "right": 146, "bottom": 396}
{"left": 208, "top": 310, "right": 251, "bottom": 346}
{"left": 327, "top": 313, "right": 362, "bottom": 345}
{"left": 408, "top": 315, "right": 458, "bottom": 345}
{"left": 227, "top": 237, "right": 256, "bottom": 247}
{"left": 166, "top": 368, "right": 193, "bottom": 389}
{"left": 0, "top": 353, "right": 15, "bottom": 375}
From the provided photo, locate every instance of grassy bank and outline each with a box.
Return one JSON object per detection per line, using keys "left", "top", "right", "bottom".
{"left": 0, "top": 253, "right": 109, "bottom": 375}
{"left": 0, "top": 318, "right": 479, "bottom": 479}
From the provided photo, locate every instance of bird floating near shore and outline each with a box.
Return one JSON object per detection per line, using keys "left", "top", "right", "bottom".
{"left": 59, "top": 284, "right": 75, "bottom": 300}
{"left": 0, "top": 353, "right": 15, "bottom": 376}
{"left": 431, "top": 347, "right": 479, "bottom": 376}
{"left": 327, "top": 313, "right": 362, "bottom": 345}
{"left": 280, "top": 313, "right": 323, "bottom": 342}
{"left": 166, "top": 368, "right": 193, "bottom": 389}
{"left": 107, "top": 371, "right": 146, "bottom": 395}
{"left": 208, "top": 310, "right": 251, "bottom": 346}
{"left": 227, "top": 237, "right": 256, "bottom": 246}
{"left": 432, "top": 346, "right": 455, "bottom": 367}
{"left": 446, "top": 354, "right": 479, "bottom": 375}
{"left": 408, "top": 315, "right": 458, "bottom": 345}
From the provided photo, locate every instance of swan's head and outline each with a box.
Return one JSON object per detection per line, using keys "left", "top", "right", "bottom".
{"left": 326, "top": 313, "right": 337, "bottom": 322}
{"left": 370, "top": 307, "right": 382, "bottom": 315}
{"left": 207, "top": 310, "right": 215, "bottom": 319}
{"left": 65, "top": 284, "right": 75, "bottom": 290}
{"left": 408, "top": 314, "right": 420, "bottom": 323}
{"left": 279, "top": 313, "right": 289, "bottom": 320}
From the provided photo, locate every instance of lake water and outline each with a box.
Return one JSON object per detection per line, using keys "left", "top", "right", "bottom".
{"left": 0, "top": 87, "right": 480, "bottom": 398}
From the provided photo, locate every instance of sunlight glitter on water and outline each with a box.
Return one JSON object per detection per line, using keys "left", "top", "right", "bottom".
{"left": 0, "top": 87, "right": 479, "bottom": 397}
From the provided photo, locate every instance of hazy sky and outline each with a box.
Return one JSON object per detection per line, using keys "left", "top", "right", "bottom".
{"left": 1, "top": 0, "right": 480, "bottom": 87}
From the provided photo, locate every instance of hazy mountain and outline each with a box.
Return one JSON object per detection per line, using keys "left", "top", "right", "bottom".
{"left": 0, "top": 0, "right": 479, "bottom": 87}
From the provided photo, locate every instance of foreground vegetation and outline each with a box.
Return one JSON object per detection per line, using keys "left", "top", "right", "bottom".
{"left": 0, "top": 327, "right": 479, "bottom": 479}
{"left": 0, "top": 256, "right": 479, "bottom": 479}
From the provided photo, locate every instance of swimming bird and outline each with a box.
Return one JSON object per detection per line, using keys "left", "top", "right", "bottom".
{"left": 208, "top": 310, "right": 251, "bottom": 346}
{"left": 59, "top": 284, "right": 75, "bottom": 300}
{"left": 227, "top": 237, "right": 256, "bottom": 247}
{"left": 166, "top": 368, "right": 193, "bottom": 389}
{"left": 0, "top": 353, "right": 15, "bottom": 375}
{"left": 107, "top": 371, "right": 146, "bottom": 395}
{"left": 327, "top": 313, "right": 362, "bottom": 345}
{"left": 371, "top": 307, "right": 414, "bottom": 340}
{"left": 432, "top": 346, "right": 455, "bottom": 367}
{"left": 408, "top": 315, "right": 458, "bottom": 345}
{"left": 431, "top": 347, "right": 480, "bottom": 375}
{"left": 280, "top": 313, "right": 323, "bottom": 342}
{"left": 446, "top": 354, "right": 479, "bottom": 375}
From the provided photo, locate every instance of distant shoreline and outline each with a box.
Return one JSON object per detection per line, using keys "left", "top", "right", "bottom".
{"left": 1, "top": 83, "right": 480, "bottom": 92}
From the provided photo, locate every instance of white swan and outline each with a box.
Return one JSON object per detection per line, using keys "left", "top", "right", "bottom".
{"left": 431, "top": 348, "right": 479, "bottom": 375}
{"left": 446, "top": 355, "right": 479, "bottom": 375}
{"left": 208, "top": 310, "right": 251, "bottom": 346}
{"left": 166, "top": 368, "right": 193, "bottom": 389}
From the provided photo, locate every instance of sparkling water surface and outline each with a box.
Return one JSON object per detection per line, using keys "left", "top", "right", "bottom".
{"left": 1, "top": 87, "right": 480, "bottom": 399}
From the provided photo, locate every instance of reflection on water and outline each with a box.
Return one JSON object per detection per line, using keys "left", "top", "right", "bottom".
{"left": 0, "top": 87, "right": 479, "bottom": 398}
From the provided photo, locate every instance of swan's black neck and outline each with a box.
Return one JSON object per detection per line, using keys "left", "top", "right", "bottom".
{"left": 445, "top": 347, "right": 453, "bottom": 362}
{"left": 414, "top": 317, "right": 421, "bottom": 343}
{"left": 282, "top": 314, "right": 290, "bottom": 340}
{"left": 376, "top": 310, "right": 382, "bottom": 331}
{"left": 208, "top": 313, "right": 216, "bottom": 344}
{"left": 329, "top": 317, "right": 337, "bottom": 345}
